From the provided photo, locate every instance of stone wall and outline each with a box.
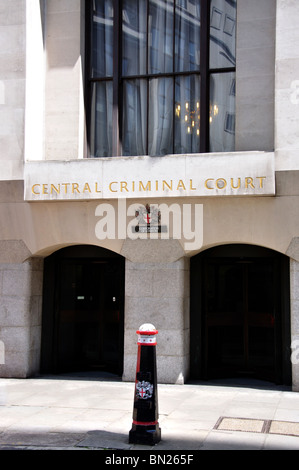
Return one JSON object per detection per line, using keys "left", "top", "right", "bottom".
{"left": 291, "top": 258, "right": 299, "bottom": 391}
{"left": 275, "top": 0, "right": 299, "bottom": 171}
{"left": 0, "top": 256, "right": 43, "bottom": 377}
{"left": 236, "top": 0, "right": 276, "bottom": 152}
{"left": 44, "top": 0, "right": 84, "bottom": 160}
{"left": 0, "top": 0, "right": 26, "bottom": 180}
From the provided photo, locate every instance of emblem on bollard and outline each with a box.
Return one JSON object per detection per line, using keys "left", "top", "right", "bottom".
{"left": 129, "top": 323, "right": 161, "bottom": 446}
{"left": 136, "top": 381, "right": 153, "bottom": 400}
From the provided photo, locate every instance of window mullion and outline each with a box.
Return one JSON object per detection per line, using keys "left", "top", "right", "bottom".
{"left": 200, "top": 0, "right": 210, "bottom": 153}
{"left": 86, "top": 0, "right": 93, "bottom": 158}
{"left": 112, "top": 0, "right": 122, "bottom": 156}
{"left": 146, "top": 0, "right": 149, "bottom": 156}
{"left": 172, "top": 0, "right": 176, "bottom": 155}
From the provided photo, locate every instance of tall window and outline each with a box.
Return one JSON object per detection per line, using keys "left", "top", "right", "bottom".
{"left": 87, "top": 0, "right": 236, "bottom": 158}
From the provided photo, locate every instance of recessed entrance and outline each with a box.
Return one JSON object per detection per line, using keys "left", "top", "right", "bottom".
{"left": 41, "top": 246, "right": 125, "bottom": 376}
{"left": 190, "top": 245, "right": 291, "bottom": 385}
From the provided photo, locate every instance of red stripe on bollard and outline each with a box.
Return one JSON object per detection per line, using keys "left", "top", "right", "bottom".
{"left": 133, "top": 420, "right": 158, "bottom": 426}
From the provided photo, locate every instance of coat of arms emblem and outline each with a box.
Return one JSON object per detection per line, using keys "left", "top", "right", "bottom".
{"left": 135, "top": 204, "right": 161, "bottom": 227}
{"left": 134, "top": 204, "right": 166, "bottom": 234}
{"left": 136, "top": 380, "right": 154, "bottom": 399}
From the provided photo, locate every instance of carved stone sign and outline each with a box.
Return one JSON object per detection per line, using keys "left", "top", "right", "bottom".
{"left": 24, "top": 152, "right": 275, "bottom": 201}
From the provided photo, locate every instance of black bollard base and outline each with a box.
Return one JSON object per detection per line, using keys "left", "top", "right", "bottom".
{"left": 129, "top": 423, "right": 161, "bottom": 446}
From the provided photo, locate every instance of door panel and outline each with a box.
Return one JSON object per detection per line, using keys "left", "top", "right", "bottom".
{"left": 205, "top": 262, "right": 244, "bottom": 375}
{"left": 56, "top": 259, "right": 123, "bottom": 374}
{"left": 190, "top": 245, "right": 291, "bottom": 385}
{"left": 246, "top": 261, "right": 276, "bottom": 377}
{"left": 57, "top": 260, "right": 104, "bottom": 372}
{"left": 204, "top": 258, "right": 278, "bottom": 380}
{"left": 41, "top": 246, "right": 124, "bottom": 376}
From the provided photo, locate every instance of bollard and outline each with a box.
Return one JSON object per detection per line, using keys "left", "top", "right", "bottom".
{"left": 129, "top": 323, "right": 161, "bottom": 445}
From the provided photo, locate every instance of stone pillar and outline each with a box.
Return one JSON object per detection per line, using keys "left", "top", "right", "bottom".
{"left": 44, "top": 0, "right": 85, "bottom": 160}
{"left": 290, "top": 258, "right": 299, "bottom": 391}
{"left": 275, "top": 0, "right": 299, "bottom": 171}
{"left": 0, "top": 251, "right": 43, "bottom": 378}
{"left": 121, "top": 239, "right": 189, "bottom": 385}
{"left": 0, "top": 0, "right": 26, "bottom": 180}
{"left": 235, "top": 0, "right": 276, "bottom": 152}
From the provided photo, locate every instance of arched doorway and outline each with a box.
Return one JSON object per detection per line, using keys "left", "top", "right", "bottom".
{"left": 40, "top": 245, "right": 125, "bottom": 376}
{"left": 190, "top": 245, "right": 291, "bottom": 385}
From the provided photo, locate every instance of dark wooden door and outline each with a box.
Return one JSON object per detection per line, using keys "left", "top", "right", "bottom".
{"left": 190, "top": 245, "right": 291, "bottom": 385}
{"left": 41, "top": 246, "right": 125, "bottom": 376}
{"left": 204, "top": 258, "right": 277, "bottom": 381}
{"left": 56, "top": 258, "right": 123, "bottom": 374}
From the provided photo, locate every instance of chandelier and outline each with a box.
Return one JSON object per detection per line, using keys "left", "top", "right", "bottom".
{"left": 175, "top": 101, "right": 219, "bottom": 135}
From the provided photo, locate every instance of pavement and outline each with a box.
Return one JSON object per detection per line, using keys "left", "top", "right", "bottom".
{"left": 0, "top": 373, "right": 299, "bottom": 452}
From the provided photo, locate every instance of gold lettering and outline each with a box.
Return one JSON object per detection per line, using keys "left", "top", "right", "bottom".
{"left": 257, "top": 176, "right": 266, "bottom": 188}
{"left": 216, "top": 178, "right": 227, "bottom": 190}
{"left": 231, "top": 178, "right": 241, "bottom": 189}
{"left": 190, "top": 179, "right": 196, "bottom": 190}
{"left": 51, "top": 184, "right": 60, "bottom": 194}
{"left": 42, "top": 184, "right": 48, "bottom": 195}
{"left": 62, "top": 183, "right": 70, "bottom": 194}
{"left": 139, "top": 181, "right": 151, "bottom": 191}
{"left": 83, "top": 183, "right": 91, "bottom": 193}
{"left": 32, "top": 184, "right": 40, "bottom": 195}
{"left": 162, "top": 180, "right": 173, "bottom": 191}
{"left": 72, "top": 183, "right": 80, "bottom": 194}
{"left": 205, "top": 178, "right": 214, "bottom": 189}
{"left": 109, "top": 182, "right": 118, "bottom": 192}
{"left": 156, "top": 180, "right": 159, "bottom": 191}
{"left": 95, "top": 183, "right": 101, "bottom": 193}
{"left": 177, "top": 179, "right": 186, "bottom": 190}
{"left": 132, "top": 181, "right": 135, "bottom": 192}
{"left": 120, "top": 181, "right": 129, "bottom": 192}
{"left": 245, "top": 177, "right": 255, "bottom": 189}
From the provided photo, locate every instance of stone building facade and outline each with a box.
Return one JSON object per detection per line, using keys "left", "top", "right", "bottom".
{"left": 1, "top": 0, "right": 299, "bottom": 390}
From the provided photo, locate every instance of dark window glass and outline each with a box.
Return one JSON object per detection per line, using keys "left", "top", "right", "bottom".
{"left": 122, "top": 79, "right": 147, "bottom": 156}
{"left": 148, "top": 77, "right": 174, "bottom": 156}
{"left": 175, "top": 75, "right": 201, "bottom": 154}
{"left": 148, "top": 0, "right": 174, "bottom": 74}
{"left": 210, "top": 0, "right": 236, "bottom": 69}
{"left": 90, "top": 81, "right": 113, "bottom": 157}
{"left": 209, "top": 72, "right": 235, "bottom": 152}
{"left": 87, "top": 0, "right": 236, "bottom": 157}
{"left": 122, "top": 0, "right": 147, "bottom": 76}
{"left": 91, "top": 0, "right": 114, "bottom": 78}
{"left": 175, "top": 0, "right": 201, "bottom": 72}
